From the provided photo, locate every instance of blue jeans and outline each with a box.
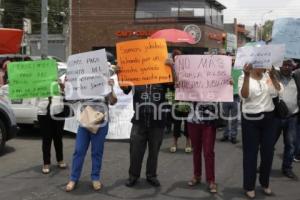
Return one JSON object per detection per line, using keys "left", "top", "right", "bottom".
{"left": 222, "top": 96, "right": 239, "bottom": 139}
{"left": 70, "top": 124, "right": 108, "bottom": 182}
{"left": 276, "top": 116, "right": 297, "bottom": 171}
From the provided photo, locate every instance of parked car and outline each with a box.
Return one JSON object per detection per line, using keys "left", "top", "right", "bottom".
{"left": 0, "top": 90, "right": 18, "bottom": 153}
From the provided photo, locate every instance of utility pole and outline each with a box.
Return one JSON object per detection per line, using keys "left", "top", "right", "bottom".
{"left": 0, "top": 0, "right": 4, "bottom": 28}
{"left": 41, "top": 0, "right": 48, "bottom": 59}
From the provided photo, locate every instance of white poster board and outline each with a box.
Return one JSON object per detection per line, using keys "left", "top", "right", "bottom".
{"left": 272, "top": 18, "right": 300, "bottom": 59}
{"left": 65, "top": 49, "right": 111, "bottom": 100}
{"left": 107, "top": 75, "right": 134, "bottom": 139}
{"left": 234, "top": 44, "right": 285, "bottom": 69}
{"left": 64, "top": 75, "right": 134, "bottom": 140}
{"left": 63, "top": 103, "right": 80, "bottom": 133}
{"left": 175, "top": 55, "right": 233, "bottom": 102}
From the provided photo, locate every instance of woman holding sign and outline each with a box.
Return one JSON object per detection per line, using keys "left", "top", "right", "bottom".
{"left": 65, "top": 79, "right": 117, "bottom": 192}
{"left": 239, "top": 64, "right": 282, "bottom": 198}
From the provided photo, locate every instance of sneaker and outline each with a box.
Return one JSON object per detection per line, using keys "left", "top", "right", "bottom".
{"left": 125, "top": 177, "right": 138, "bottom": 187}
{"left": 170, "top": 146, "right": 177, "bottom": 153}
{"left": 57, "top": 161, "right": 67, "bottom": 169}
{"left": 146, "top": 177, "right": 161, "bottom": 187}
{"left": 294, "top": 157, "right": 300, "bottom": 162}
{"left": 185, "top": 146, "right": 192, "bottom": 153}
{"left": 42, "top": 165, "right": 50, "bottom": 174}
{"left": 208, "top": 183, "right": 217, "bottom": 194}
{"left": 245, "top": 190, "right": 256, "bottom": 199}
{"left": 262, "top": 187, "right": 273, "bottom": 196}
{"left": 220, "top": 136, "right": 229, "bottom": 142}
{"left": 282, "top": 170, "right": 296, "bottom": 179}
{"left": 188, "top": 177, "right": 201, "bottom": 186}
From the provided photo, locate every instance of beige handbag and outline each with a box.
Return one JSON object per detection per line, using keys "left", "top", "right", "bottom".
{"left": 79, "top": 106, "right": 105, "bottom": 134}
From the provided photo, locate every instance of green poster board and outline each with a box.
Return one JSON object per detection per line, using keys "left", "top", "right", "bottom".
{"left": 8, "top": 60, "right": 59, "bottom": 99}
{"left": 232, "top": 69, "right": 242, "bottom": 95}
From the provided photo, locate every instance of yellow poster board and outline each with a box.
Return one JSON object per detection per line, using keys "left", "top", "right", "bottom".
{"left": 116, "top": 39, "right": 173, "bottom": 86}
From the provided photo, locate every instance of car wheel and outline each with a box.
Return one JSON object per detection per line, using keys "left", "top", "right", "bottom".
{"left": 0, "top": 119, "right": 7, "bottom": 154}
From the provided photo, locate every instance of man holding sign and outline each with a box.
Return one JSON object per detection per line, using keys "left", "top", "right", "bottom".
{"left": 117, "top": 39, "right": 173, "bottom": 187}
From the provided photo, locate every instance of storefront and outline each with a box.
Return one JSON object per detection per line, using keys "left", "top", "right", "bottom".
{"left": 71, "top": 0, "right": 227, "bottom": 56}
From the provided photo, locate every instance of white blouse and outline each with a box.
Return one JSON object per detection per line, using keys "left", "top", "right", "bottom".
{"left": 238, "top": 73, "right": 283, "bottom": 114}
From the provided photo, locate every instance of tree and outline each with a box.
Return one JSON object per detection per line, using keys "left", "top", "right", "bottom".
{"left": 262, "top": 20, "right": 273, "bottom": 41}
{"left": 2, "top": 0, "right": 68, "bottom": 34}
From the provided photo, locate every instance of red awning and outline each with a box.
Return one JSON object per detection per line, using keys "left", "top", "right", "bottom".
{"left": 0, "top": 28, "right": 23, "bottom": 54}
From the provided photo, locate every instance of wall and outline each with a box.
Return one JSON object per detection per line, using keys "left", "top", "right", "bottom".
{"left": 71, "top": 0, "right": 225, "bottom": 54}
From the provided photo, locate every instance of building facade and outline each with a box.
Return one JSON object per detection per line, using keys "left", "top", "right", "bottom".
{"left": 224, "top": 18, "right": 252, "bottom": 51}
{"left": 71, "top": 0, "right": 227, "bottom": 55}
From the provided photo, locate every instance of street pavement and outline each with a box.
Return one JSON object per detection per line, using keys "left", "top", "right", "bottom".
{"left": 0, "top": 127, "right": 299, "bottom": 200}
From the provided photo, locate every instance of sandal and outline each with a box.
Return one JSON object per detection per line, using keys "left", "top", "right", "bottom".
{"left": 208, "top": 183, "right": 217, "bottom": 194}
{"left": 185, "top": 146, "right": 192, "bottom": 153}
{"left": 57, "top": 161, "right": 67, "bottom": 169}
{"left": 188, "top": 177, "right": 201, "bottom": 186}
{"left": 65, "top": 181, "right": 76, "bottom": 192}
{"left": 92, "top": 181, "right": 102, "bottom": 191}
{"left": 42, "top": 165, "right": 50, "bottom": 174}
{"left": 170, "top": 146, "right": 177, "bottom": 153}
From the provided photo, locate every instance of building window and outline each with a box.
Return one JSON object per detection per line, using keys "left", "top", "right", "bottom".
{"left": 135, "top": 0, "right": 205, "bottom": 19}
{"left": 135, "top": 0, "right": 179, "bottom": 19}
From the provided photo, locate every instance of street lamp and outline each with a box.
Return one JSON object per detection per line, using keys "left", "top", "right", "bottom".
{"left": 260, "top": 10, "right": 273, "bottom": 41}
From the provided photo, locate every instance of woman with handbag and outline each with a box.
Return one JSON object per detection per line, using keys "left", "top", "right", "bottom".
{"left": 239, "top": 63, "right": 282, "bottom": 198}
{"left": 65, "top": 79, "right": 117, "bottom": 192}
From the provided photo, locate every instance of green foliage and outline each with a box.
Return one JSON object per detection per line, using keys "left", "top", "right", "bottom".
{"left": 262, "top": 20, "right": 273, "bottom": 41}
{"left": 2, "top": 0, "right": 68, "bottom": 34}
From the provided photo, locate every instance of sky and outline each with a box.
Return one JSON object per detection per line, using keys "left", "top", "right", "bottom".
{"left": 218, "top": 0, "right": 300, "bottom": 25}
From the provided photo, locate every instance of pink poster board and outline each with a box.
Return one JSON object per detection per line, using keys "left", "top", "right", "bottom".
{"left": 175, "top": 55, "right": 233, "bottom": 102}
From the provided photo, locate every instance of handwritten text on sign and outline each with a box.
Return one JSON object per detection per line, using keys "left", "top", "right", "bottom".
{"left": 107, "top": 75, "right": 134, "bottom": 139}
{"left": 175, "top": 55, "right": 233, "bottom": 102}
{"left": 234, "top": 44, "right": 285, "bottom": 69}
{"left": 65, "top": 49, "right": 111, "bottom": 100}
{"left": 272, "top": 18, "right": 300, "bottom": 59}
{"left": 8, "top": 60, "right": 59, "bottom": 99}
{"left": 117, "top": 39, "right": 172, "bottom": 86}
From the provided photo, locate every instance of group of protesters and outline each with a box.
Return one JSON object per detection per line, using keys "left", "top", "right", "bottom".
{"left": 2, "top": 48, "right": 300, "bottom": 199}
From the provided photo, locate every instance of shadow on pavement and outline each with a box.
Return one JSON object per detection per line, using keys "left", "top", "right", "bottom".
{"left": 162, "top": 181, "right": 218, "bottom": 200}
{"left": 103, "top": 178, "right": 161, "bottom": 199}
{"left": 0, "top": 164, "right": 69, "bottom": 179}
{"left": 0, "top": 145, "right": 16, "bottom": 157}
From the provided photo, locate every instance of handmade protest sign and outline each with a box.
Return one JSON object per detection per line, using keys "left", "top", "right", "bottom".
{"left": 8, "top": 60, "right": 59, "bottom": 99}
{"left": 234, "top": 44, "right": 285, "bottom": 69}
{"left": 272, "top": 18, "right": 300, "bottom": 59}
{"left": 64, "top": 75, "right": 134, "bottom": 139}
{"left": 175, "top": 55, "right": 233, "bottom": 102}
{"left": 116, "top": 39, "right": 172, "bottom": 86}
{"left": 65, "top": 49, "right": 111, "bottom": 100}
{"left": 64, "top": 102, "right": 80, "bottom": 134}
{"left": 232, "top": 69, "right": 242, "bottom": 95}
{"left": 107, "top": 75, "right": 134, "bottom": 139}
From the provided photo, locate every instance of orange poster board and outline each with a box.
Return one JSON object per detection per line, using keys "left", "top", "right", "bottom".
{"left": 116, "top": 39, "right": 173, "bottom": 86}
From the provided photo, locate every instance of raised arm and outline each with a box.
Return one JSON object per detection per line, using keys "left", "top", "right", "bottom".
{"left": 240, "top": 64, "right": 252, "bottom": 98}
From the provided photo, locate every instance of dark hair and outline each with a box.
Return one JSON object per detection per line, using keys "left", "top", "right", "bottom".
{"left": 172, "top": 49, "right": 182, "bottom": 60}
{"left": 1, "top": 58, "right": 11, "bottom": 69}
